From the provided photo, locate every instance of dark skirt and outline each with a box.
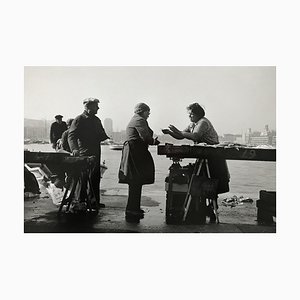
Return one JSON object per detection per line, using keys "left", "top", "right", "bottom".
{"left": 207, "top": 157, "right": 230, "bottom": 194}
{"left": 118, "top": 140, "right": 155, "bottom": 185}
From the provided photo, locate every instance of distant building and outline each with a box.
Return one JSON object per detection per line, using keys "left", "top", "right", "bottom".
{"left": 234, "top": 134, "right": 243, "bottom": 144}
{"left": 223, "top": 134, "right": 236, "bottom": 143}
{"left": 111, "top": 130, "right": 126, "bottom": 143}
{"left": 222, "top": 133, "right": 243, "bottom": 144}
{"left": 104, "top": 118, "right": 113, "bottom": 138}
{"left": 242, "top": 128, "right": 252, "bottom": 144}
{"left": 241, "top": 125, "right": 276, "bottom": 146}
{"left": 271, "top": 135, "right": 276, "bottom": 147}
{"left": 249, "top": 136, "right": 269, "bottom": 146}
{"left": 24, "top": 118, "right": 51, "bottom": 141}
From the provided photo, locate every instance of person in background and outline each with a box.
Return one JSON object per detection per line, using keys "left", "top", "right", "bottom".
{"left": 50, "top": 115, "right": 67, "bottom": 149}
{"left": 162, "top": 102, "right": 230, "bottom": 223}
{"left": 68, "top": 98, "right": 109, "bottom": 208}
{"left": 119, "top": 102, "right": 160, "bottom": 221}
{"left": 58, "top": 118, "right": 74, "bottom": 153}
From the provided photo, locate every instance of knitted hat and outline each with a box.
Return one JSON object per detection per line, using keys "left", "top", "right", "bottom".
{"left": 134, "top": 102, "right": 150, "bottom": 114}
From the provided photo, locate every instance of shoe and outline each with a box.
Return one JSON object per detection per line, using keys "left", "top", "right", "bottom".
{"left": 99, "top": 203, "right": 105, "bottom": 208}
{"left": 125, "top": 215, "right": 141, "bottom": 223}
{"left": 126, "top": 210, "right": 144, "bottom": 218}
{"left": 139, "top": 209, "right": 145, "bottom": 214}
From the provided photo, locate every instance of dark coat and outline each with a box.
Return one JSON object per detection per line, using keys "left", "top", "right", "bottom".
{"left": 60, "top": 129, "right": 71, "bottom": 152}
{"left": 50, "top": 121, "right": 67, "bottom": 144}
{"left": 119, "top": 114, "right": 155, "bottom": 185}
{"left": 68, "top": 111, "right": 109, "bottom": 158}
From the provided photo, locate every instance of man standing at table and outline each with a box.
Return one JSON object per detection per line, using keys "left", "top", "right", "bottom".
{"left": 68, "top": 98, "right": 109, "bottom": 208}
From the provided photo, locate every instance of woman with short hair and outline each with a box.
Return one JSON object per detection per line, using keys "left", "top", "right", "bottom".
{"left": 163, "top": 102, "right": 230, "bottom": 223}
{"left": 119, "top": 103, "right": 160, "bottom": 220}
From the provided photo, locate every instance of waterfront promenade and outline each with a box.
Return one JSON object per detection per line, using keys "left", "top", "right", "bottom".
{"left": 24, "top": 183, "right": 275, "bottom": 233}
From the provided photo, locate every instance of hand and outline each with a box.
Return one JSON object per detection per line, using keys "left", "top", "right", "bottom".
{"left": 52, "top": 143, "right": 56, "bottom": 149}
{"left": 153, "top": 137, "right": 160, "bottom": 145}
{"left": 72, "top": 149, "right": 80, "bottom": 157}
{"left": 161, "top": 128, "right": 171, "bottom": 134}
{"left": 168, "top": 125, "right": 181, "bottom": 135}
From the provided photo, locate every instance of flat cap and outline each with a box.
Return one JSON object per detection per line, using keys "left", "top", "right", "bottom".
{"left": 83, "top": 97, "right": 100, "bottom": 105}
{"left": 55, "top": 114, "right": 63, "bottom": 119}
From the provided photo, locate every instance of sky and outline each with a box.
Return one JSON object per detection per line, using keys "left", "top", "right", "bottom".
{"left": 24, "top": 66, "right": 275, "bottom": 135}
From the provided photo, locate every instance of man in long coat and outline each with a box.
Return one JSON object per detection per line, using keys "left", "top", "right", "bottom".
{"left": 68, "top": 98, "right": 109, "bottom": 208}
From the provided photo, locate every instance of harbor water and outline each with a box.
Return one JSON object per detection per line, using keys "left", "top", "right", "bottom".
{"left": 24, "top": 143, "right": 276, "bottom": 201}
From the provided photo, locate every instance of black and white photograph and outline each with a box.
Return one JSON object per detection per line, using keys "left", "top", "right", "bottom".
{"left": 24, "top": 66, "right": 276, "bottom": 233}
{"left": 2, "top": 1, "right": 299, "bottom": 300}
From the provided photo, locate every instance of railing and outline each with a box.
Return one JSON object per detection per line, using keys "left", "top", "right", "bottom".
{"left": 157, "top": 144, "right": 276, "bottom": 162}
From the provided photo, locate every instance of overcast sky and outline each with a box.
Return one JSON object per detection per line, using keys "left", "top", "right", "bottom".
{"left": 24, "top": 66, "right": 275, "bottom": 135}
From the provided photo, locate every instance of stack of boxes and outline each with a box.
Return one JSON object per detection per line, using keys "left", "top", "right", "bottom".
{"left": 165, "top": 163, "right": 193, "bottom": 224}
{"left": 256, "top": 190, "right": 276, "bottom": 224}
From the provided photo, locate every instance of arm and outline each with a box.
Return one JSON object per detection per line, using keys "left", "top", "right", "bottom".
{"left": 61, "top": 131, "right": 69, "bottom": 152}
{"left": 167, "top": 123, "right": 207, "bottom": 143}
{"left": 68, "top": 118, "right": 80, "bottom": 156}
{"left": 98, "top": 120, "right": 110, "bottom": 142}
{"left": 162, "top": 128, "right": 184, "bottom": 140}
{"left": 135, "top": 118, "right": 156, "bottom": 145}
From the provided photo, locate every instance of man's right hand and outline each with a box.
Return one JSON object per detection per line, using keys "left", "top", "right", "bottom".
{"left": 72, "top": 150, "right": 80, "bottom": 156}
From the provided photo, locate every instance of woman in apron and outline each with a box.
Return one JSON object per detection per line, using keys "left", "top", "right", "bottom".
{"left": 118, "top": 103, "right": 160, "bottom": 221}
{"left": 162, "top": 102, "right": 230, "bottom": 223}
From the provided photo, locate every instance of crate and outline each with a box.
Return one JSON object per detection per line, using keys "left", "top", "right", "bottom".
{"left": 257, "top": 190, "right": 276, "bottom": 224}
{"left": 259, "top": 190, "right": 276, "bottom": 205}
{"left": 165, "top": 167, "right": 190, "bottom": 224}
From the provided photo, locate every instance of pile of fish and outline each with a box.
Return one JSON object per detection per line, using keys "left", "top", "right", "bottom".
{"left": 221, "top": 195, "right": 254, "bottom": 207}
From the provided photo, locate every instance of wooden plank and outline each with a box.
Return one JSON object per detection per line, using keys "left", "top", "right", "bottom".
{"left": 24, "top": 151, "right": 95, "bottom": 166}
{"left": 157, "top": 144, "right": 276, "bottom": 162}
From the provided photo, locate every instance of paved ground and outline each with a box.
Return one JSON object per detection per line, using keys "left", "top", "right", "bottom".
{"left": 24, "top": 184, "right": 276, "bottom": 233}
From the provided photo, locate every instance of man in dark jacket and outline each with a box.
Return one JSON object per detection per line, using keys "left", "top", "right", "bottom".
{"left": 59, "top": 118, "right": 74, "bottom": 152}
{"left": 50, "top": 115, "right": 67, "bottom": 149}
{"left": 68, "top": 98, "right": 109, "bottom": 208}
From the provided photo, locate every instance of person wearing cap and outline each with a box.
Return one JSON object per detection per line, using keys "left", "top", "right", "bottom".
{"left": 50, "top": 115, "right": 67, "bottom": 149}
{"left": 68, "top": 98, "right": 109, "bottom": 208}
{"left": 118, "top": 102, "right": 160, "bottom": 220}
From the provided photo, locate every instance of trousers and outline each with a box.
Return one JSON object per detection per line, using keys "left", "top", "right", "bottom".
{"left": 126, "top": 184, "right": 143, "bottom": 211}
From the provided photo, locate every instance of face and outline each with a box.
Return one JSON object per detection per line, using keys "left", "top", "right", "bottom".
{"left": 56, "top": 118, "right": 62, "bottom": 124}
{"left": 141, "top": 110, "right": 150, "bottom": 120}
{"left": 188, "top": 110, "right": 200, "bottom": 123}
{"left": 87, "top": 103, "right": 99, "bottom": 115}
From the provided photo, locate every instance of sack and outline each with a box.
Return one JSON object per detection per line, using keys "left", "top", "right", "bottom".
{"left": 190, "top": 175, "right": 218, "bottom": 199}
{"left": 24, "top": 167, "right": 40, "bottom": 194}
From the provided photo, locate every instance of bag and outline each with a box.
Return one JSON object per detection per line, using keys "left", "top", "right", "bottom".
{"left": 190, "top": 175, "right": 218, "bottom": 199}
